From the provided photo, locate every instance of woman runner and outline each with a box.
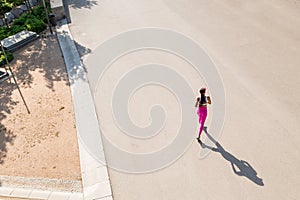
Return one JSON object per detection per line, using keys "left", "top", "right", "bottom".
{"left": 195, "top": 88, "right": 211, "bottom": 145}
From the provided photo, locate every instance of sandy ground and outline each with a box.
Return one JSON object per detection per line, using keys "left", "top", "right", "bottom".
{"left": 67, "top": 0, "right": 300, "bottom": 199}
{"left": 0, "top": 37, "right": 81, "bottom": 181}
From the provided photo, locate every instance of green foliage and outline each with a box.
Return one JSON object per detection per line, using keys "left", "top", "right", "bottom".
{"left": 25, "top": 18, "right": 46, "bottom": 33}
{"left": 0, "top": 0, "right": 27, "bottom": 13}
{"left": 13, "top": 14, "right": 28, "bottom": 25}
{"left": 32, "top": 5, "right": 45, "bottom": 16}
{"left": 0, "top": 4, "right": 48, "bottom": 40}
{"left": 1, "top": 22, "right": 27, "bottom": 40}
{"left": 0, "top": 1, "right": 48, "bottom": 67}
{"left": 0, "top": 25, "right": 26, "bottom": 40}
{"left": 1, "top": 3, "right": 13, "bottom": 13}
{"left": 0, "top": 51, "right": 14, "bottom": 66}
{"left": 32, "top": 5, "right": 47, "bottom": 23}
{"left": 9, "top": 24, "right": 26, "bottom": 34}
{"left": 5, "top": 0, "right": 24, "bottom": 6}
{"left": 0, "top": 27, "right": 9, "bottom": 40}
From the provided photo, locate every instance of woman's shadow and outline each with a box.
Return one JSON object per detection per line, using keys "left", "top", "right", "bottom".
{"left": 200, "top": 128, "right": 264, "bottom": 186}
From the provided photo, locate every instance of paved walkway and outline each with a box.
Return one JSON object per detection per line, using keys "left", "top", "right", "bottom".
{"left": 0, "top": 186, "right": 82, "bottom": 200}
{"left": 66, "top": 0, "right": 300, "bottom": 199}
{"left": 56, "top": 19, "right": 113, "bottom": 200}
{"left": 0, "top": 175, "right": 82, "bottom": 200}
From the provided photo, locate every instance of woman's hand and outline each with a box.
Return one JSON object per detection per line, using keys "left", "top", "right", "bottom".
{"left": 207, "top": 96, "right": 211, "bottom": 104}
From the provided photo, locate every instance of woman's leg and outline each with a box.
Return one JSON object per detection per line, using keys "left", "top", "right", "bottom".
{"left": 198, "top": 107, "right": 207, "bottom": 137}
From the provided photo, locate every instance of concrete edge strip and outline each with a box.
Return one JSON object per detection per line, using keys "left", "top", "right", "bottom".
{"left": 0, "top": 186, "right": 83, "bottom": 200}
{"left": 0, "top": 175, "right": 82, "bottom": 192}
{"left": 55, "top": 19, "right": 113, "bottom": 200}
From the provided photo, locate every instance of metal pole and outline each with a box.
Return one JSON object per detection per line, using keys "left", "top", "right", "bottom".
{"left": 1, "top": 42, "right": 30, "bottom": 114}
{"left": 25, "top": 0, "right": 32, "bottom": 13}
{"left": 41, "top": 0, "right": 53, "bottom": 34}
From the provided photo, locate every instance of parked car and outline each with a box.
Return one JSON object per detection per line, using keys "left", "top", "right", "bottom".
{"left": 4, "top": 12, "right": 15, "bottom": 23}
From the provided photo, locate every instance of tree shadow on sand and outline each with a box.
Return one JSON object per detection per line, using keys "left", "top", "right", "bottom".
{"left": 10, "top": 35, "right": 91, "bottom": 88}
{"left": 200, "top": 128, "right": 264, "bottom": 186}
{"left": 11, "top": 36, "right": 70, "bottom": 91}
{"left": 0, "top": 35, "right": 90, "bottom": 166}
{"left": 0, "top": 81, "right": 17, "bottom": 165}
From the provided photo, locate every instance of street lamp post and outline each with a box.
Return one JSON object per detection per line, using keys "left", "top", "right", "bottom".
{"left": 41, "top": 0, "right": 53, "bottom": 34}
{"left": 0, "top": 42, "right": 30, "bottom": 114}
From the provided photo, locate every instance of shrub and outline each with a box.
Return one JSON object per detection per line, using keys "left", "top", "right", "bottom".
{"left": 9, "top": 25, "right": 26, "bottom": 35}
{"left": 0, "top": 25, "right": 26, "bottom": 40}
{"left": 1, "top": 2, "right": 14, "bottom": 13}
{"left": 25, "top": 18, "right": 46, "bottom": 33}
{"left": 0, "top": 27, "right": 9, "bottom": 40}
{"left": 32, "top": 5, "right": 47, "bottom": 23}
{"left": 1, "top": 2, "right": 48, "bottom": 40}
{"left": 12, "top": 0, "right": 24, "bottom": 6}
{"left": 32, "top": 5, "right": 44, "bottom": 17}
{"left": 0, "top": 51, "right": 14, "bottom": 66}
{"left": 13, "top": 15, "right": 28, "bottom": 26}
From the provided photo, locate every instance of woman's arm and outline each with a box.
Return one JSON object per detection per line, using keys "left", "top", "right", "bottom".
{"left": 207, "top": 96, "right": 211, "bottom": 104}
{"left": 195, "top": 97, "right": 200, "bottom": 107}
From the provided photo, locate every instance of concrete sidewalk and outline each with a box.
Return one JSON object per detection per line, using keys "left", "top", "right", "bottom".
{"left": 0, "top": 186, "right": 82, "bottom": 200}
{"left": 56, "top": 19, "right": 113, "bottom": 200}
{"left": 66, "top": 0, "right": 300, "bottom": 199}
{"left": 0, "top": 175, "right": 82, "bottom": 199}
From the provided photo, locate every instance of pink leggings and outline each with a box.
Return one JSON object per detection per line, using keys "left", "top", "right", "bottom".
{"left": 197, "top": 106, "right": 207, "bottom": 137}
